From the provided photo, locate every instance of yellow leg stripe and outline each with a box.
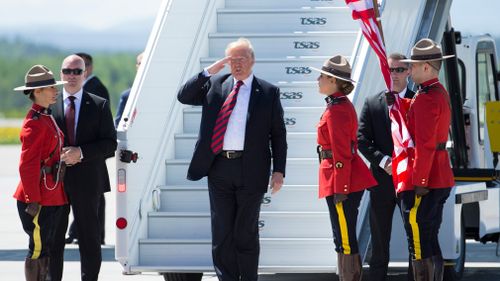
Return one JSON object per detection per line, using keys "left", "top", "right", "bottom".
{"left": 409, "top": 195, "right": 422, "bottom": 260}
{"left": 335, "top": 202, "right": 351, "bottom": 255}
{"left": 31, "top": 209, "right": 42, "bottom": 259}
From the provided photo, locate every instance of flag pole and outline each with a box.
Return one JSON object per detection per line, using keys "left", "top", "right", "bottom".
{"left": 372, "top": 0, "right": 385, "bottom": 44}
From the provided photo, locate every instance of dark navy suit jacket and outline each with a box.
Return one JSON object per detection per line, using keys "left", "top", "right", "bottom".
{"left": 177, "top": 72, "right": 287, "bottom": 192}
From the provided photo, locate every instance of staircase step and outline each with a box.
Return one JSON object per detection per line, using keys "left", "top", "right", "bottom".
{"left": 175, "top": 132, "right": 317, "bottom": 159}
{"left": 200, "top": 57, "right": 332, "bottom": 83}
{"left": 183, "top": 106, "right": 324, "bottom": 134}
{"left": 225, "top": 0, "right": 345, "bottom": 9}
{"left": 217, "top": 8, "right": 356, "bottom": 33}
{"left": 158, "top": 185, "right": 326, "bottom": 213}
{"left": 209, "top": 32, "right": 357, "bottom": 58}
{"left": 165, "top": 158, "right": 318, "bottom": 186}
{"left": 148, "top": 211, "right": 331, "bottom": 239}
{"left": 139, "top": 238, "right": 336, "bottom": 267}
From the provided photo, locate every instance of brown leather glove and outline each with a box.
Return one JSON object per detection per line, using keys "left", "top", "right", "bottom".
{"left": 333, "top": 194, "right": 348, "bottom": 204}
{"left": 385, "top": 91, "right": 397, "bottom": 106}
{"left": 25, "top": 202, "right": 40, "bottom": 217}
{"left": 414, "top": 186, "right": 430, "bottom": 197}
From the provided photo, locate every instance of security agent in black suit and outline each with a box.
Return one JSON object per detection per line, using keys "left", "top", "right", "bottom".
{"left": 65, "top": 52, "right": 110, "bottom": 245}
{"left": 357, "top": 53, "right": 415, "bottom": 281}
{"left": 49, "top": 55, "right": 117, "bottom": 281}
{"left": 76, "top": 52, "right": 110, "bottom": 101}
{"left": 177, "top": 38, "right": 287, "bottom": 281}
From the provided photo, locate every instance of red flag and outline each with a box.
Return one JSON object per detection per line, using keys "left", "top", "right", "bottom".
{"left": 345, "top": 0, "right": 414, "bottom": 192}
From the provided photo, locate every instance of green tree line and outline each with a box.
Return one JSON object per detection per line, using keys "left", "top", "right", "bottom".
{"left": 0, "top": 38, "right": 138, "bottom": 118}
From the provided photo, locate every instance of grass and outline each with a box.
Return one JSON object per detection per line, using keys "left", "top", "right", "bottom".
{"left": 0, "top": 127, "right": 21, "bottom": 144}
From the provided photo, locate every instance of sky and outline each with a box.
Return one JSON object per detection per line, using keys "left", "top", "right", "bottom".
{"left": 450, "top": 0, "right": 500, "bottom": 37}
{"left": 0, "top": 0, "right": 497, "bottom": 33}
{"left": 0, "top": 0, "right": 498, "bottom": 51}
{"left": 0, "top": 0, "right": 164, "bottom": 30}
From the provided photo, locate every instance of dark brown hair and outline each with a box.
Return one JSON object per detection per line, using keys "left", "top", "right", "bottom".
{"left": 335, "top": 79, "right": 354, "bottom": 95}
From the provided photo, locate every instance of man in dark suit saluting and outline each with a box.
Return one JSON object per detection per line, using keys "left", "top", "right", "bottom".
{"left": 357, "top": 53, "right": 415, "bottom": 281}
{"left": 49, "top": 55, "right": 117, "bottom": 281}
{"left": 178, "top": 38, "right": 287, "bottom": 281}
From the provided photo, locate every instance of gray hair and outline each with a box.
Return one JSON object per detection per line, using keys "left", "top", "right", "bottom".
{"left": 225, "top": 38, "right": 255, "bottom": 59}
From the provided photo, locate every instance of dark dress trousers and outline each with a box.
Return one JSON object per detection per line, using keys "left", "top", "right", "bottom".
{"left": 49, "top": 92, "right": 117, "bottom": 281}
{"left": 357, "top": 88, "right": 414, "bottom": 281}
{"left": 177, "top": 72, "right": 287, "bottom": 281}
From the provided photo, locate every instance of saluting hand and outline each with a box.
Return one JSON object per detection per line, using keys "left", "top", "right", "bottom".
{"left": 270, "top": 172, "right": 284, "bottom": 194}
{"left": 206, "top": 56, "right": 231, "bottom": 75}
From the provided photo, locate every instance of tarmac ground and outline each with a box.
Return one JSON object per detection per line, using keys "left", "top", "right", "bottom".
{"left": 1, "top": 145, "right": 499, "bottom": 280}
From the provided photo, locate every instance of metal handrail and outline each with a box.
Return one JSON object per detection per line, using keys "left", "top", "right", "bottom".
{"left": 115, "top": 0, "right": 224, "bottom": 270}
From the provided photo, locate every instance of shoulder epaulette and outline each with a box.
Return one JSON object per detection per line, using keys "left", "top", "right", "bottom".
{"left": 31, "top": 111, "right": 40, "bottom": 120}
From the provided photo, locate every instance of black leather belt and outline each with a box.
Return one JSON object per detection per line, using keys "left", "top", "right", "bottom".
{"left": 319, "top": 149, "right": 333, "bottom": 160}
{"left": 436, "top": 142, "right": 446, "bottom": 150}
{"left": 218, "top": 150, "right": 243, "bottom": 159}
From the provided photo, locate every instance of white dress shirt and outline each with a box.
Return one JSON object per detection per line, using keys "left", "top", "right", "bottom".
{"left": 379, "top": 88, "right": 408, "bottom": 168}
{"left": 223, "top": 74, "right": 253, "bottom": 151}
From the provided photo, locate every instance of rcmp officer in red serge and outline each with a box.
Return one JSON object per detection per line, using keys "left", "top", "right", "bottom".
{"left": 13, "top": 65, "right": 68, "bottom": 281}
{"left": 177, "top": 38, "right": 287, "bottom": 281}
{"left": 311, "top": 55, "right": 377, "bottom": 281}
{"left": 392, "top": 38, "right": 455, "bottom": 281}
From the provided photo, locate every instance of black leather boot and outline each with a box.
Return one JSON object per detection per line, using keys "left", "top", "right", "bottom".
{"left": 412, "top": 258, "right": 434, "bottom": 281}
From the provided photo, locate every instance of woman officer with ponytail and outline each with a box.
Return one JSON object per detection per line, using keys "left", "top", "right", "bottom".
{"left": 13, "top": 65, "right": 68, "bottom": 281}
{"left": 311, "top": 55, "right": 377, "bottom": 281}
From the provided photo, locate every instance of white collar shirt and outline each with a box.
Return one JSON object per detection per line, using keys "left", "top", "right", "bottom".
{"left": 222, "top": 74, "right": 254, "bottom": 151}
{"left": 398, "top": 88, "right": 407, "bottom": 99}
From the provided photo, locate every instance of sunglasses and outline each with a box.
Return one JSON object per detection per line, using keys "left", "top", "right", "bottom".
{"left": 389, "top": 67, "right": 408, "bottom": 73}
{"left": 62, "top": 68, "right": 84, "bottom": 75}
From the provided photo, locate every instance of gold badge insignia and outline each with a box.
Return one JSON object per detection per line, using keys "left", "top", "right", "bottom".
{"left": 335, "top": 161, "right": 344, "bottom": 169}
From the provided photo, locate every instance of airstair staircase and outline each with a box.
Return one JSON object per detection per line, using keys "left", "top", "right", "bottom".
{"left": 138, "top": 0, "right": 359, "bottom": 273}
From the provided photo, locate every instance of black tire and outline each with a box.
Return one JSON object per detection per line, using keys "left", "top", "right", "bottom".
{"left": 162, "top": 273, "right": 203, "bottom": 281}
{"left": 443, "top": 214, "right": 466, "bottom": 281}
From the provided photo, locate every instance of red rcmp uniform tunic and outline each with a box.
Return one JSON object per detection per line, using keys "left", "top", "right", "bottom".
{"left": 405, "top": 78, "right": 455, "bottom": 190}
{"left": 13, "top": 104, "right": 67, "bottom": 206}
{"left": 317, "top": 92, "right": 377, "bottom": 198}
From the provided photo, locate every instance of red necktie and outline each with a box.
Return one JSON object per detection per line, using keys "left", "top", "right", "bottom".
{"left": 65, "top": 96, "right": 76, "bottom": 145}
{"left": 211, "top": 80, "right": 244, "bottom": 154}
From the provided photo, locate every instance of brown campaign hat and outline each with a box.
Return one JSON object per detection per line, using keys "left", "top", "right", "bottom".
{"left": 400, "top": 38, "right": 454, "bottom": 63}
{"left": 310, "top": 55, "right": 355, "bottom": 83}
{"left": 14, "top": 65, "right": 66, "bottom": 92}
